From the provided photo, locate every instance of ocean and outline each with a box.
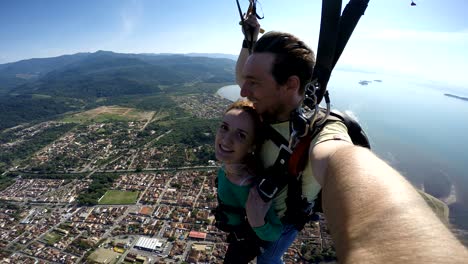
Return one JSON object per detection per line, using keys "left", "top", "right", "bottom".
{"left": 217, "top": 69, "right": 468, "bottom": 242}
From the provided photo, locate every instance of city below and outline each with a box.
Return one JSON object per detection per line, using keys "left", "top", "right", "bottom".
{"left": 0, "top": 94, "right": 335, "bottom": 264}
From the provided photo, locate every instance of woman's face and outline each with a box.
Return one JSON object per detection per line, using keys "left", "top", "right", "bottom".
{"left": 215, "top": 108, "right": 256, "bottom": 164}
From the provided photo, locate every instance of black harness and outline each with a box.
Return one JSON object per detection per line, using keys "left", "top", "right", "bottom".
{"left": 213, "top": 109, "right": 371, "bottom": 233}
{"left": 256, "top": 0, "right": 371, "bottom": 228}
{"left": 216, "top": 0, "right": 372, "bottom": 234}
{"left": 211, "top": 176, "right": 262, "bottom": 242}
{"left": 257, "top": 109, "right": 371, "bottom": 229}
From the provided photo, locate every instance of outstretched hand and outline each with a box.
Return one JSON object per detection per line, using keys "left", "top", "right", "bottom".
{"left": 245, "top": 186, "right": 271, "bottom": 227}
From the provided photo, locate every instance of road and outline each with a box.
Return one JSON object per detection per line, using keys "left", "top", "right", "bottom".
{"left": 116, "top": 235, "right": 139, "bottom": 264}
{"left": 2, "top": 148, "right": 220, "bottom": 263}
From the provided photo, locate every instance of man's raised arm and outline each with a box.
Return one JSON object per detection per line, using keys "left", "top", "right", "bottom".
{"left": 235, "top": 15, "right": 260, "bottom": 86}
{"left": 311, "top": 143, "right": 467, "bottom": 263}
{"left": 235, "top": 47, "right": 250, "bottom": 86}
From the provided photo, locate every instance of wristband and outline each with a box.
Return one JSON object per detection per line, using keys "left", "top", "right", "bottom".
{"left": 242, "top": 39, "right": 252, "bottom": 49}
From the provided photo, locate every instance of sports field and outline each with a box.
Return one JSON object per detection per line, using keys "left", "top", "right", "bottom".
{"left": 88, "top": 248, "right": 120, "bottom": 264}
{"left": 98, "top": 190, "right": 139, "bottom": 205}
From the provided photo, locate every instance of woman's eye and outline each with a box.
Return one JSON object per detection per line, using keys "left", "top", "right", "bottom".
{"left": 220, "top": 124, "right": 228, "bottom": 131}
{"left": 238, "top": 132, "right": 247, "bottom": 140}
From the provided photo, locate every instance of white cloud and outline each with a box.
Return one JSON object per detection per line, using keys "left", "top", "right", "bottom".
{"left": 119, "top": 0, "right": 143, "bottom": 39}
{"left": 121, "top": 15, "right": 135, "bottom": 37}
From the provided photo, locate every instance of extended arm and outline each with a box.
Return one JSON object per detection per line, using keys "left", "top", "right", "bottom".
{"left": 311, "top": 143, "right": 468, "bottom": 263}
{"left": 235, "top": 47, "right": 250, "bottom": 86}
{"left": 235, "top": 15, "right": 260, "bottom": 86}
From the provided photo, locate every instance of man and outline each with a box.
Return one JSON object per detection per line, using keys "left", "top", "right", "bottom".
{"left": 237, "top": 16, "right": 467, "bottom": 263}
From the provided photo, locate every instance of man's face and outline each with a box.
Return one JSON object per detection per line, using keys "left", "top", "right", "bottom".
{"left": 240, "top": 53, "right": 286, "bottom": 120}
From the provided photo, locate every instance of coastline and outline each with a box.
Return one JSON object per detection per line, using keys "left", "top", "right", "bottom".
{"left": 216, "top": 84, "right": 240, "bottom": 102}
{"left": 215, "top": 82, "right": 468, "bottom": 246}
{"left": 444, "top": 93, "right": 468, "bottom": 102}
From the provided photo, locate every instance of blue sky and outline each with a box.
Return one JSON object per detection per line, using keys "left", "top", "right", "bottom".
{"left": 1, "top": 0, "right": 467, "bottom": 88}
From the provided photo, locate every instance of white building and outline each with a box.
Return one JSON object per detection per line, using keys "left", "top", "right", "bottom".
{"left": 134, "top": 237, "right": 163, "bottom": 252}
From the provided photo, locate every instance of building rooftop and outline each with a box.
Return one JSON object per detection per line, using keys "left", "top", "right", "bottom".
{"left": 135, "top": 237, "right": 162, "bottom": 251}
{"left": 189, "top": 231, "right": 207, "bottom": 239}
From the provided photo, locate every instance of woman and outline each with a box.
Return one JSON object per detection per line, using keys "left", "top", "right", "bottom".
{"left": 214, "top": 100, "right": 282, "bottom": 263}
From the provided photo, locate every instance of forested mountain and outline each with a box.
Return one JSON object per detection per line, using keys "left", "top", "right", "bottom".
{"left": 0, "top": 53, "right": 91, "bottom": 94}
{"left": 3, "top": 51, "right": 235, "bottom": 97}
{"left": 0, "top": 51, "right": 236, "bottom": 130}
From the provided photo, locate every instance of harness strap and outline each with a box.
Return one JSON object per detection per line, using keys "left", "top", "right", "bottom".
{"left": 312, "top": 0, "right": 370, "bottom": 107}
{"left": 213, "top": 200, "right": 263, "bottom": 244}
{"left": 213, "top": 199, "right": 246, "bottom": 233}
{"left": 329, "top": 110, "right": 371, "bottom": 148}
{"left": 255, "top": 124, "right": 292, "bottom": 201}
{"left": 257, "top": 110, "right": 345, "bottom": 202}
{"left": 288, "top": 133, "right": 313, "bottom": 178}
{"left": 216, "top": 202, "right": 246, "bottom": 216}
{"left": 263, "top": 124, "right": 289, "bottom": 148}
{"left": 256, "top": 144, "right": 291, "bottom": 201}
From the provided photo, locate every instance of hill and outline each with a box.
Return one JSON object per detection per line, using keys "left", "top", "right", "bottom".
{"left": 0, "top": 51, "right": 236, "bottom": 130}
{"left": 0, "top": 53, "right": 90, "bottom": 94}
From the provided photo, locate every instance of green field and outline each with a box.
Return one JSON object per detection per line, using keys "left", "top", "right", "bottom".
{"left": 98, "top": 190, "right": 139, "bottom": 205}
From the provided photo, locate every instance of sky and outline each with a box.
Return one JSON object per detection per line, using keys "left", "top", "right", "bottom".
{"left": 1, "top": 0, "right": 467, "bottom": 88}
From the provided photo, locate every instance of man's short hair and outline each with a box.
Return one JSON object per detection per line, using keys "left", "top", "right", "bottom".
{"left": 254, "top": 31, "right": 316, "bottom": 95}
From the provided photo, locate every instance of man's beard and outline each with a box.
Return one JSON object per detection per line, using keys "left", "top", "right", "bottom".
{"left": 260, "top": 104, "right": 288, "bottom": 124}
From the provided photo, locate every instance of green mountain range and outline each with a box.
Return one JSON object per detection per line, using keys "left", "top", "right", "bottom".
{"left": 0, "top": 51, "right": 236, "bottom": 130}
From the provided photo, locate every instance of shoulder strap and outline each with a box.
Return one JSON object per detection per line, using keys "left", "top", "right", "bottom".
{"left": 256, "top": 124, "right": 292, "bottom": 202}
{"left": 258, "top": 108, "right": 371, "bottom": 201}
{"left": 290, "top": 109, "right": 371, "bottom": 176}
{"left": 329, "top": 110, "right": 371, "bottom": 148}
{"left": 263, "top": 124, "right": 289, "bottom": 148}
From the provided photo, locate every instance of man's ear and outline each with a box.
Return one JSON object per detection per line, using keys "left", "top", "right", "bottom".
{"left": 286, "top": 75, "right": 300, "bottom": 93}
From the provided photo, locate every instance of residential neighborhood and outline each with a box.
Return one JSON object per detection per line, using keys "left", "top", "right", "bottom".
{"left": 0, "top": 95, "right": 335, "bottom": 263}
{"left": 1, "top": 170, "right": 333, "bottom": 263}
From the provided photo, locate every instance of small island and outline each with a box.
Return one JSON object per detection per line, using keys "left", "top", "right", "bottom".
{"left": 444, "top": 93, "right": 468, "bottom": 102}
{"left": 374, "top": 79, "right": 382, "bottom": 82}
{"left": 358, "top": 80, "right": 371, "bottom": 86}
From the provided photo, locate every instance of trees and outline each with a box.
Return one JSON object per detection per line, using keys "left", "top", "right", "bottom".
{"left": 76, "top": 173, "right": 119, "bottom": 205}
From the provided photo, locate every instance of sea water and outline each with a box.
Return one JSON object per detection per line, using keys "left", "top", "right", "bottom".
{"left": 217, "top": 70, "right": 468, "bottom": 240}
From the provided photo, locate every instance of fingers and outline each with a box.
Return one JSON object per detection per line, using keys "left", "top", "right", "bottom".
{"left": 248, "top": 187, "right": 271, "bottom": 207}
{"left": 248, "top": 186, "right": 259, "bottom": 202}
{"left": 245, "top": 187, "right": 258, "bottom": 209}
{"left": 244, "top": 15, "right": 260, "bottom": 30}
{"left": 241, "top": 13, "right": 260, "bottom": 41}
{"left": 246, "top": 187, "right": 269, "bottom": 227}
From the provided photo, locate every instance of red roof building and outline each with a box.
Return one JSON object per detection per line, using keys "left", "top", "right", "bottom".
{"left": 188, "top": 231, "right": 207, "bottom": 240}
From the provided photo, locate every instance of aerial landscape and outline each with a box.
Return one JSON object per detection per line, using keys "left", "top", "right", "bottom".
{"left": 0, "top": 51, "right": 337, "bottom": 263}
{"left": 1, "top": 1, "right": 467, "bottom": 263}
